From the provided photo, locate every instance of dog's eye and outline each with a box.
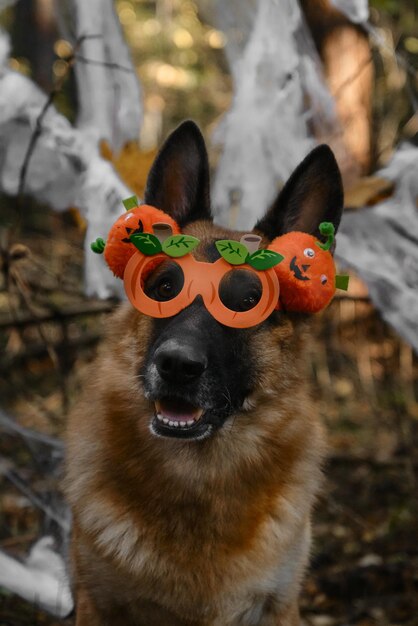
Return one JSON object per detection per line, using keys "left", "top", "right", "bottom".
{"left": 157, "top": 280, "right": 174, "bottom": 298}
{"left": 241, "top": 293, "right": 260, "bottom": 311}
{"left": 143, "top": 261, "right": 184, "bottom": 302}
{"left": 219, "top": 270, "right": 262, "bottom": 313}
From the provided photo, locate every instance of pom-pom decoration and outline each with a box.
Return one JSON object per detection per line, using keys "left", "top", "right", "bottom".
{"left": 91, "top": 196, "right": 180, "bottom": 278}
{"left": 268, "top": 222, "right": 349, "bottom": 313}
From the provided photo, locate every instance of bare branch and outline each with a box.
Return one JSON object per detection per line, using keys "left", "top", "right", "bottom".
{"left": 75, "top": 54, "right": 134, "bottom": 73}
{"left": 0, "top": 300, "right": 115, "bottom": 329}
{"left": 3, "top": 469, "right": 69, "bottom": 531}
{"left": 0, "top": 409, "right": 64, "bottom": 450}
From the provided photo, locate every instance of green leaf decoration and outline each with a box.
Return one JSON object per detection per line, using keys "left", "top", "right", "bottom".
{"left": 162, "top": 235, "right": 200, "bottom": 257}
{"left": 247, "top": 249, "right": 284, "bottom": 270}
{"left": 90, "top": 237, "right": 106, "bottom": 254}
{"left": 123, "top": 195, "right": 139, "bottom": 211}
{"left": 335, "top": 274, "right": 350, "bottom": 291}
{"left": 215, "top": 240, "right": 249, "bottom": 265}
{"left": 130, "top": 232, "right": 162, "bottom": 255}
{"left": 316, "top": 221, "right": 335, "bottom": 251}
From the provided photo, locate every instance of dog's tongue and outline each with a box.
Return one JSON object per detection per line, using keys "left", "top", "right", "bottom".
{"left": 155, "top": 399, "right": 203, "bottom": 422}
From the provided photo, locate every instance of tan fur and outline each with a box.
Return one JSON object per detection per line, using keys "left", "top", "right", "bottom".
{"left": 66, "top": 221, "right": 326, "bottom": 626}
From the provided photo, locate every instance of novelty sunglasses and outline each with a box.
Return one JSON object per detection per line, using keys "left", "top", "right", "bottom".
{"left": 91, "top": 198, "right": 349, "bottom": 322}
{"left": 124, "top": 250, "right": 280, "bottom": 329}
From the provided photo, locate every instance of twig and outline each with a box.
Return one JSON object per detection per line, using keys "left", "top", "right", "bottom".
{"left": 326, "top": 495, "right": 370, "bottom": 531}
{"left": 17, "top": 94, "right": 56, "bottom": 198}
{"left": 0, "top": 409, "right": 64, "bottom": 450}
{"left": 333, "top": 294, "right": 370, "bottom": 302}
{"left": 3, "top": 468, "right": 70, "bottom": 532}
{"left": 0, "top": 533, "right": 38, "bottom": 549}
{"left": 19, "top": 278, "right": 83, "bottom": 297}
{"left": 17, "top": 34, "right": 102, "bottom": 200}
{"left": 328, "top": 452, "right": 418, "bottom": 470}
{"left": 365, "top": 22, "right": 418, "bottom": 113}
{"left": 74, "top": 34, "right": 103, "bottom": 46}
{"left": 0, "top": 331, "right": 101, "bottom": 372}
{"left": 11, "top": 267, "right": 59, "bottom": 368}
{"left": 0, "top": 300, "right": 115, "bottom": 329}
{"left": 333, "top": 54, "right": 373, "bottom": 101}
{"left": 17, "top": 35, "right": 101, "bottom": 198}
{"left": 16, "top": 31, "right": 135, "bottom": 202}
{"left": 75, "top": 55, "right": 134, "bottom": 73}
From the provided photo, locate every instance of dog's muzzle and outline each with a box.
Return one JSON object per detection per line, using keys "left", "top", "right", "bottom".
{"left": 147, "top": 339, "right": 214, "bottom": 440}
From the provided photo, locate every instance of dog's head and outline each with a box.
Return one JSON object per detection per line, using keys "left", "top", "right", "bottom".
{"left": 129, "top": 121, "right": 343, "bottom": 442}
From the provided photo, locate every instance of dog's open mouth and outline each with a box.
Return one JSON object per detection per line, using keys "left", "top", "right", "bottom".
{"left": 151, "top": 398, "right": 212, "bottom": 440}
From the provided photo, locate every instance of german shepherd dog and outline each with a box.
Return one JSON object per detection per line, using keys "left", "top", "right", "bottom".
{"left": 66, "top": 121, "right": 343, "bottom": 625}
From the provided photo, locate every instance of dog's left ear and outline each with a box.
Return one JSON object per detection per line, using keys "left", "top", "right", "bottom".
{"left": 144, "top": 120, "right": 212, "bottom": 226}
{"left": 255, "top": 144, "right": 344, "bottom": 240}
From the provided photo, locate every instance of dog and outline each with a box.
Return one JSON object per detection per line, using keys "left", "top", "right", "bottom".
{"left": 65, "top": 121, "right": 343, "bottom": 625}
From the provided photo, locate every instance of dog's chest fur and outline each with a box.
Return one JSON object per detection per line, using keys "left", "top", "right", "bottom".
{"left": 66, "top": 305, "right": 325, "bottom": 626}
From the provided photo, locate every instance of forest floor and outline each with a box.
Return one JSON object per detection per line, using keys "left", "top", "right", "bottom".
{"left": 1, "top": 203, "right": 417, "bottom": 626}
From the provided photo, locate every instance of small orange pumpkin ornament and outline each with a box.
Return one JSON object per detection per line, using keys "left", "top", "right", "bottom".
{"left": 268, "top": 222, "right": 346, "bottom": 313}
{"left": 91, "top": 196, "right": 180, "bottom": 278}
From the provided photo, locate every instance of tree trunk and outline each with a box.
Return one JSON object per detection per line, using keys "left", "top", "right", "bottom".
{"left": 302, "top": 0, "right": 373, "bottom": 174}
{"left": 201, "top": 0, "right": 353, "bottom": 229}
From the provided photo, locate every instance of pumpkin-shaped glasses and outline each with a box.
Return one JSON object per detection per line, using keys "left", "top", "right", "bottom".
{"left": 124, "top": 252, "right": 280, "bottom": 328}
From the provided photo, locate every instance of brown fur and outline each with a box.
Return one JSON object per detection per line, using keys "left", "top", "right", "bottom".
{"left": 66, "top": 219, "right": 326, "bottom": 626}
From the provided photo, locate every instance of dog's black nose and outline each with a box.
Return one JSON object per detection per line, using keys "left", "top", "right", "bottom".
{"left": 155, "top": 341, "right": 207, "bottom": 383}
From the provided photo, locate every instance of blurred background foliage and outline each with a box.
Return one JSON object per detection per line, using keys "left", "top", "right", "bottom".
{"left": 0, "top": 0, "right": 417, "bottom": 161}
{"left": 0, "top": 1, "right": 418, "bottom": 625}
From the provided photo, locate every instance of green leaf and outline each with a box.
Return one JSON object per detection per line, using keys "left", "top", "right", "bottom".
{"left": 162, "top": 235, "right": 200, "bottom": 257}
{"left": 123, "top": 195, "right": 138, "bottom": 211}
{"left": 247, "top": 249, "right": 284, "bottom": 270}
{"left": 215, "top": 240, "right": 249, "bottom": 265}
{"left": 335, "top": 274, "right": 350, "bottom": 291}
{"left": 130, "top": 232, "right": 162, "bottom": 255}
{"left": 90, "top": 237, "right": 106, "bottom": 254}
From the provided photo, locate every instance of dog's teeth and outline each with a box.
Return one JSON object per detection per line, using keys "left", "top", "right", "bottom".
{"left": 154, "top": 403, "right": 204, "bottom": 431}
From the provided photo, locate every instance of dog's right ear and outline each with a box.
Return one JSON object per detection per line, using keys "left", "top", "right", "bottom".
{"left": 255, "top": 145, "right": 344, "bottom": 241}
{"left": 144, "top": 120, "right": 212, "bottom": 227}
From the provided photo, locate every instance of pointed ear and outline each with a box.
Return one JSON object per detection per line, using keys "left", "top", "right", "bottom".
{"left": 255, "top": 145, "right": 344, "bottom": 240}
{"left": 144, "top": 120, "right": 212, "bottom": 227}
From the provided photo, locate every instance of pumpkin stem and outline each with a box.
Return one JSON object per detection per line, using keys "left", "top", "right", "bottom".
{"left": 122, "top": 195, "right": 139, "bottom": 211}
{"left": 91, "top": 237, "right": 106, "bottom": 254}
{"left": 316, "top": 222, "right": 335, "bottom": 251}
